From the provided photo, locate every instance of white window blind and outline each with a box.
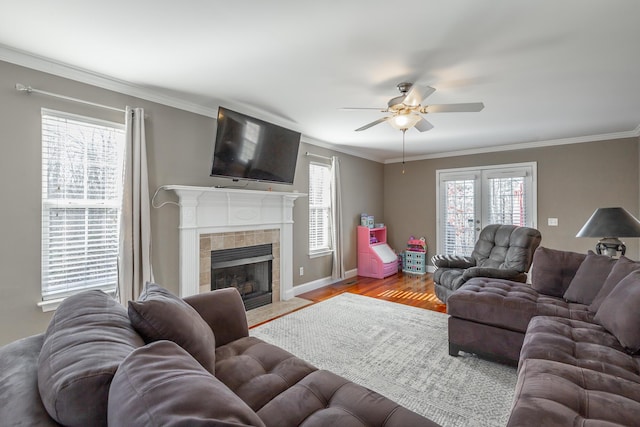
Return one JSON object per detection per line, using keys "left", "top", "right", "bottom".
{"left": 309, "top": 162, "right": 332, "bottom": 254}
{"left": 487, "top": 175, "right": 528, "bottom": 226}
{"left": 442, "top": 177, "right": 478, "bottom": 255}
{"left": 41, "top": 110, "right": 125, "bottom": 300}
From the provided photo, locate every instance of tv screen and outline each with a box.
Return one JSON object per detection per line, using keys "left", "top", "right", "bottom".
{"left": 211, "top": 107, "right": 301, "bottom": 185}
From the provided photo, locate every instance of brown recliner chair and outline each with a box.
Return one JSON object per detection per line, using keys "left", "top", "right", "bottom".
{"left": 432, "top": 224, "right": 542, "bottom": 303}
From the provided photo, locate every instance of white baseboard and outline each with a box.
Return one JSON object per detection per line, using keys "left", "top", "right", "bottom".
{"left": 284, "top": 268, "right": 359, "bottom": 300}
{"left": 344, "top": 268, "right": 358, "bottom": 279}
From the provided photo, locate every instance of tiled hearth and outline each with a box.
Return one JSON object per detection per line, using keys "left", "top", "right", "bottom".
{"left": 199, "top": 229, "right": 280, "bottom": 301}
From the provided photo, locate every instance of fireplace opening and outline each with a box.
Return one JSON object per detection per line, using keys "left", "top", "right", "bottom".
{"left": 211, "top": 244, "right": 273, "bottom": 310}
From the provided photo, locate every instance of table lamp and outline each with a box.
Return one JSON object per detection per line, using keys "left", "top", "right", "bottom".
{"left": 576, "top": 207, "right": 640, "bottom": 257}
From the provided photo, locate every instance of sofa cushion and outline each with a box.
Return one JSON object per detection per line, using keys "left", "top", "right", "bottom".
{"left": 562, "top": 250, "right": 616, "bottom": 304}
{"left": 594, "top": 270, "right": 640, "bottom": 354}
{"left": 530, "top": 247, "right": 586, "bottom": 298}
{"left": 108, "top": 340, "right": 265, "bottom": 427}
{"left": 184, "top": 287, "right": 250, "bottom": 347}
{"left": 433, "top": 267, "right": 466, "bottom": 292}
{"left": 590, "top": 255, "right": 640, "bottom": 313}
{"left": 38, "top": 290, "right": 144, "bottom": 427}
{"left": 215, "top": 336, "right": 317, "bottom": 412}
{"left": 508, "top": 359, "right": 640, "bottom": 427}
{"left": 128, "top": 282, "right": 216, "bottom": 374}
{"left": 448, "top": 278, "right": 593, "bottom": 334}
{"left": 471, "top": 224, "right": 541, "bottom": 271}
{"left": 520, "top": 316, "right": 640, "bottom": 382}
{"left": 257, "top": 369, "right": 439, "bottom": 427}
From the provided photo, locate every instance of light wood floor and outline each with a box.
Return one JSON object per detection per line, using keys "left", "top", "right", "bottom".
{"left": 299, "top": 272, "right": 446, "bottom": 313}
{"left": 248, "top": 272, "right": 446, "bottom": 328}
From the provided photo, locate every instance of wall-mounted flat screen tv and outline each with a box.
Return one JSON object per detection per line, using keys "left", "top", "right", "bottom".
{"left": 211, "top": 107, "right": 301, "bottom": 185}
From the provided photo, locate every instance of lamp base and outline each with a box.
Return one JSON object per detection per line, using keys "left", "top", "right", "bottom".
{"left": 595, "top": 237, "right": 626, "bottom": 257}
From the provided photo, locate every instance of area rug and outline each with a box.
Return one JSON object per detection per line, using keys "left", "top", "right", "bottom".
{"left": 251, "top": 293, "right": 516, "bottom": 427}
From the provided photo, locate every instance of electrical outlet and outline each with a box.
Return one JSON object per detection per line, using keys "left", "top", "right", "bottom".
{"left": 548, "top": 217, "right": 559, "bottom": 226}
{"left": 299, "top": 267, "right": 304, "bottom": 276}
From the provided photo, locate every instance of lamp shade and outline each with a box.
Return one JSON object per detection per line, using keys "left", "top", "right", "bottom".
{"left": 576, "top": 207, "right": 640, "bottom": 238}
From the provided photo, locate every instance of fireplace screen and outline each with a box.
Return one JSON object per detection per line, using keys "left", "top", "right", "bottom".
{"left": 211, "top": 244, "right": 273, "bottom": 310}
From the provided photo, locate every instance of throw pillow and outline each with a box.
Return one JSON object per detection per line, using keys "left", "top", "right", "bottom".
{"left": 594, "top": 270, "right": 640, "bottom": 353}
{"left": 108, "top": 340, "right": 265, "bottom": 427}
{"left": 38, "top": 290, "right": 144, "bottom": 427}
{"left": 562, "top": 251, "right": 617, "bottom": 304}
{"left": 128, "top": 282, "right": 216, "bottom": 374}
{"left": 530, "top": 247, "right": 586, "bottom": 298}
{"left": 589, "top": 256, "right": 640, "bottom": 313}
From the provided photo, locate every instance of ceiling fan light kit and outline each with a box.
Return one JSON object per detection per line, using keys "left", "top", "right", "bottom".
{"left": 389, "top": 113, "right": 421, "bottom": 130}
{"left": 347, "top": 82, "right": 484, "bottom": 133}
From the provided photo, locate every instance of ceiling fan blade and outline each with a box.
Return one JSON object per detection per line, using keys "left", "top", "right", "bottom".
{"left": 414, "top": 117, "right": 434, "bottom": 132}
{"left": 339, "top": 107, "right": 386, "bottom": 111}
{"left": 423, "top": 102, "right": 485, "bottom": 113}
{"left": 403, "top": 85, "right": 436, "bottom": 107}
{"left": 355, "top": 117, "right": 389, "bottom": 131}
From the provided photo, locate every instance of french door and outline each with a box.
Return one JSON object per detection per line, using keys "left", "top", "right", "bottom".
{"left": 436, "top": 163, "right": 537, "bottom": 256}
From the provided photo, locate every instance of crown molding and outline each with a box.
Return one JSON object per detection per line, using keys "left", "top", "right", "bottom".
{"left": 384, "top": 128, "right": 640, "bottom": 164}
{"left": 0, "top": 44, "right": 381, "bottom": 163}
{"left": 3, "top": 44, "right": 637, "bottom": 165}
{"left": 301, "top": 136, "right": 385, "bottom": 163}
{"left": 0, "top": 44, "right": 218, "bottom": 118}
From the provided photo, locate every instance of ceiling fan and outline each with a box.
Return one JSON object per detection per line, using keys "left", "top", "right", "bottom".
{"left": 343, "top": 82, "right": 484, "bottom": 132}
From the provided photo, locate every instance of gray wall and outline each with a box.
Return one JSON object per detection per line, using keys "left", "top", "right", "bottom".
{"left": 1, "top": 57, "right": 638, "bottom": 345}
{"left": 383, "top": 138, "right": 640, "bottom": 263}
{"left": 293, "top": 145, "right": 384, "bottom": 284}
{"left": 0, "top": 60, "right": 384, "bottom": 345}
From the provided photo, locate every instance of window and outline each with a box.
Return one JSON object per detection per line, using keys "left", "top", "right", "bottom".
{"left": 437, "top": 163, "right": 537, "bottom": 256}
{"left": 41, "top": 110, "right": 125, "bottom": 303}
{"left": 309, "top": 162, "right": 332, "bottom": 255}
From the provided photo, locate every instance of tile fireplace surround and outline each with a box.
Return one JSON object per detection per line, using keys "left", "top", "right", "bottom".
{"left": 166, "top": 185, "right": 306, "bottom": 301}
{"left": 201, "top": 230, "right": 279, "bottom": 301}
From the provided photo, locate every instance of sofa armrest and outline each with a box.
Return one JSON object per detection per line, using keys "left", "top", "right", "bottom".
{"left": 432, "top": 254, "right": 475, "bottom": 269}
{"left": 462, "top": 267, "right": 527, "bottom": 282}
{"left": 184, "top": 288, "right": 248, "bottom": 347}
{"left": 0, "top": 334, "right": 61, "bottom": 426}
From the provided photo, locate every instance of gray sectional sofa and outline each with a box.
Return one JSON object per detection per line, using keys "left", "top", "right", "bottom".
{"left": 0, "top": 283, "right": 439, "bottom": 427}
{"left": 447, "top": 246, "right": 640, "bottom": 426}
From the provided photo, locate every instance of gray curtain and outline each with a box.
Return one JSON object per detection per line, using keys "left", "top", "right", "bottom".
{"left": 330, "top": 156, "right": 345, "bottom": 280}
{"left": 117, "top": 107, "right": 153, "bottom": 303}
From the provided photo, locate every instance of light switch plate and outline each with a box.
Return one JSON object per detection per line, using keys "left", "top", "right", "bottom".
{"left": 548, "top": 217, "right": 558, "bottom": 226}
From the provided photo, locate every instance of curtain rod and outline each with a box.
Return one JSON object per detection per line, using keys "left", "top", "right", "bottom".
{"left": 305, "top": 152, "right": 333, "bottom": 161}
{"left": 15, "top": 83, "right": 127, "bottom": 114}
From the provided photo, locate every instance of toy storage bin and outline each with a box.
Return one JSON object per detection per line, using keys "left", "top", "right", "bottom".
{"left": 403, "top": 263, "right": 426, "bottom": 274}
{"left": 403, "top": 237, "right": 427, "bottom": 276}
{"left": 405, "top": 251, "right": 426, "bottom": 263}
{"left": 357, "top": 226, "right": 398, "bottom": 279}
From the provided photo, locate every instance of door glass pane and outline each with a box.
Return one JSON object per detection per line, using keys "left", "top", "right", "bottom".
{"left": 443, "top": 179, "right": 476, "bottom": 256}
{"left": 488, "top": 176, "right": 526, "bottom": 226}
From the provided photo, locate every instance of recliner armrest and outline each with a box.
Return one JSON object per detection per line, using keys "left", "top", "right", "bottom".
{"left": 432, "top": 254, "right": 476, "bottom": 269}
{"left": 184, "top": 288, "right": 249, "bottom": 347}
{"left": 462, "top": 267, "right": 527, "bottom": 282}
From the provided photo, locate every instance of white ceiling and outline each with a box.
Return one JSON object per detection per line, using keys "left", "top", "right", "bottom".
{"left": 2, "top": 0, "right": 640, "bottom": 162}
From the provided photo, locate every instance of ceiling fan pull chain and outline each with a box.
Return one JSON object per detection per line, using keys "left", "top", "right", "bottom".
{"left": 402, "top": 129, "right": 406, "bottom": 174}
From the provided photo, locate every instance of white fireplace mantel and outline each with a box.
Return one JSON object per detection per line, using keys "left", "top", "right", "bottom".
{"left": 165, "top": 185, "right": 306, "bottom": 299}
